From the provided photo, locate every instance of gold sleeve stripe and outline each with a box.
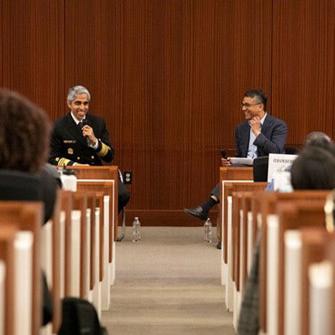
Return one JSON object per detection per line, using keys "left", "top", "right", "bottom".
{"left": 58, "top": 158, "right": 72, "bottom": 167}
{"left": 97, "top": 142, "right": 110, "bottom": 157}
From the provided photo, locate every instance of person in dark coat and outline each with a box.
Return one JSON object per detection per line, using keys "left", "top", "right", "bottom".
{"left": 49, "top": 86, "right": 114, "bottom": 167}
{"left": 0, "top": 88, "right": 57, "bottom": 220}
{"left": 49, "top": 85, "right": 130, "bottom": 212}
{"left": 0, "top": 88, "right": 57, "bottom": 326}
{"left": 184, "top": 89, "right": 288, "bottom": 247}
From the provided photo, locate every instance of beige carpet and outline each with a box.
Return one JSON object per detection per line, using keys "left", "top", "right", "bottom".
{"left": 102, "top": 227, "right": 234, "bottom": 335}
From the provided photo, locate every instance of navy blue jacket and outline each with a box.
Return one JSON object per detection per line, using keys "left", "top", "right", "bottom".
{"left": 49, "top": 112, "right": 114, "bottom": 166}
{"left": 235, "top": 114, "right": 288, "bottom": 157}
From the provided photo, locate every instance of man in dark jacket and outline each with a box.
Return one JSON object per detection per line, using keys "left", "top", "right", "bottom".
{"left": 49, "top": 85, "right": 114, "bottom": 167}
{"left": 49, "top": 85, "right": 129, "bottom": 212}
{"left": 184, "top": 89, "right": 287, "bottom": 247}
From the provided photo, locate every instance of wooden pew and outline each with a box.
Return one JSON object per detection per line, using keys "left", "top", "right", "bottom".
{"left": 0, "top": 259, "right": 5, "bottom": 335}
{"left": 83, "top": 192, "right": 102, "bottom": 317}
{"left": 308, "top": 259, "right": 333, "bottom": 335}
{"left": 220, "top": 166, "right": 253, "bottom": 181}
{"left": 49, "top": 190, "right": 62, "bottom": 335}
{"left": 72, "top": 193, "right": 89, "bottom": 298}
{"left": 39, "top": 190, "right": 62, "bottom": 335}
{"left": 45, "top": 188, "right": 103, "bottom": 332}
{"left": 297, "top": 228, "right": 335, "bottom": 335}
{"left": 71, "top": 165, "right": 118, "bottom": 302}
{"left": 40, "top": 185, "right": 108, "bottom": 332}
{"left": 240, "top": 192, "right": 259, "bottom": 283}
{"left": 276, "top": 201, "right": 326, "bottom": 335}
{"left": 50, "top": 186, "right": 108, "bottom": 325}
{"left": 59, "top": 191, "right": 73, "bottom": 300}
{"left": 0, "top": 225, "right": 17, "bottom": 335}
{"left": 69, "top": 165, "right": 118, "bottom": 240}
{"left": 254, "top": 191, "right": 329, "bottom": 334}
{"left": 77, "top": 181, "right": 115, "bottom": 311}
{"left": 64, "top": 190, "right": 102, "bottom": 315}
{"left": 217, "top": 166, "right": 252, "bottom": 317}
{"left": 299, "top": 227, "right": 334, "bottom": 335}
{"left": 326, "top": 238, "right": 335, "bottom": 335}
{"left": 232, "top": 184, "right": 267, "bottom": 291}
{"left": 0, "top": 202, "right": 42, "bottom": 335}
{"left": 224, "top": 182, "right": 266, "bottom": 327}
{"left": 64, "top": 193, "right": 86, "bottom": 297}
{"left": 220, "top": 167, "right": 253, "bottom": 265}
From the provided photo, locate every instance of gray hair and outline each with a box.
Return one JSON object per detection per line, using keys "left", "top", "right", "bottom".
{"left": 67, "top": 85, "right": 91, "bottom": 103}
{"left": 304, "top": 131, "right": 332, "bottom": 148}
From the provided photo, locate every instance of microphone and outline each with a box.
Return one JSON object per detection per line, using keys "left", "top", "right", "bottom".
{"left": 80, "top": 119, "right": 90, "bottom": 146}
{"left": 80, "top": 119, "right": 89, "bottom": 128}
{"left": 220, "top": 149, "right": 227, "bottom": 159}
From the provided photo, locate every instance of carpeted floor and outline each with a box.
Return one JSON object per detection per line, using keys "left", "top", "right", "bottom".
{"left": 102, "top": 227, "right": 234, "bottom": 335}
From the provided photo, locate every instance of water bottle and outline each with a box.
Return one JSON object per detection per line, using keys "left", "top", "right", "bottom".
{"left": 203, "top": 218, "right": 213, "bottom": 243}
{"left": 132, "top": 217, "right": 141, "bottom": 242}
{"left": 60, "top": 168, "right": 77, "bottom": 191}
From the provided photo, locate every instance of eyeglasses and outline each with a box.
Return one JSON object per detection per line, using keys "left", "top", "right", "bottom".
{"left": 240, "top": 103, "right": 261, "bottom": 109}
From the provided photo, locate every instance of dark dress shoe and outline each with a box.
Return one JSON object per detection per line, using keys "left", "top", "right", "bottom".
{"left": 216, "top": 241, "right": 222, "bottom": 249}
{"left": 184, "top": 206, "right": 208, "bottom": 221}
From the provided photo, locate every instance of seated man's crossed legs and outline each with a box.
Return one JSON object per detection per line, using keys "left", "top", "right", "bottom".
{"left": 184, "top": 183, "right": 221, "bottom": 248}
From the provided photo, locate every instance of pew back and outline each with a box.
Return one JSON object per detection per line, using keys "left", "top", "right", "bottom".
{"left": 0, "top": 202, "right": 42, "bottom": 335}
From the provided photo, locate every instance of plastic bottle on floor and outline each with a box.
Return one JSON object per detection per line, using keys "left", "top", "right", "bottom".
{"left": 203, "top": 218, "right": 212, "bottom": 243}
{"left": 132, "top": 217, "right": 141, "bottom": 242}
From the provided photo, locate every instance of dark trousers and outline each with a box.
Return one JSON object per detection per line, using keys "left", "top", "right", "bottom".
{"left": 210, "top": 183, "right": 221, "bottom": 241}
{"left": 118, "top": 181, "right": 130, "bottom": 213}
{"left": 211, "top": 183, "right": 220, "bottom": 200}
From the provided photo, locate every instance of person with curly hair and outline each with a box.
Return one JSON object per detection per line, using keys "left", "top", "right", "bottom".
{"left": 0, "top": 89, "right": 50, "bottom": 173}
{"left": 0, "top": 88, "right": 59, "bottom": 326}
{"left": 0, "top": 88, "right": 59, "bottom": 222}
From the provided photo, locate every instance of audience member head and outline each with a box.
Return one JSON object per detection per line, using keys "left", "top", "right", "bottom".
{"left": 291, "top": 146, "right": 335, "bottom": 190}
{"left": 0, "top": 89, "right": 50, "bottom": 173}
{"left": 243, "top": 89, "right": 268, "bottom": 111}
{"left": 304, "top": 131, "right": 332, "bottom": 150}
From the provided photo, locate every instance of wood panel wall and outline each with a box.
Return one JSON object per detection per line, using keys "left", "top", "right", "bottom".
{"left": 272, "top": 0, "right": 335, "bottom": 143}
{"left": 1, "top": 0, "right": 334, "bottom": 226}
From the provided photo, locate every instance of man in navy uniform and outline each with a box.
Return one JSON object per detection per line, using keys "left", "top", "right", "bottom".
{"left": 49, "top": 85, "right": 129, "bottom": 212}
